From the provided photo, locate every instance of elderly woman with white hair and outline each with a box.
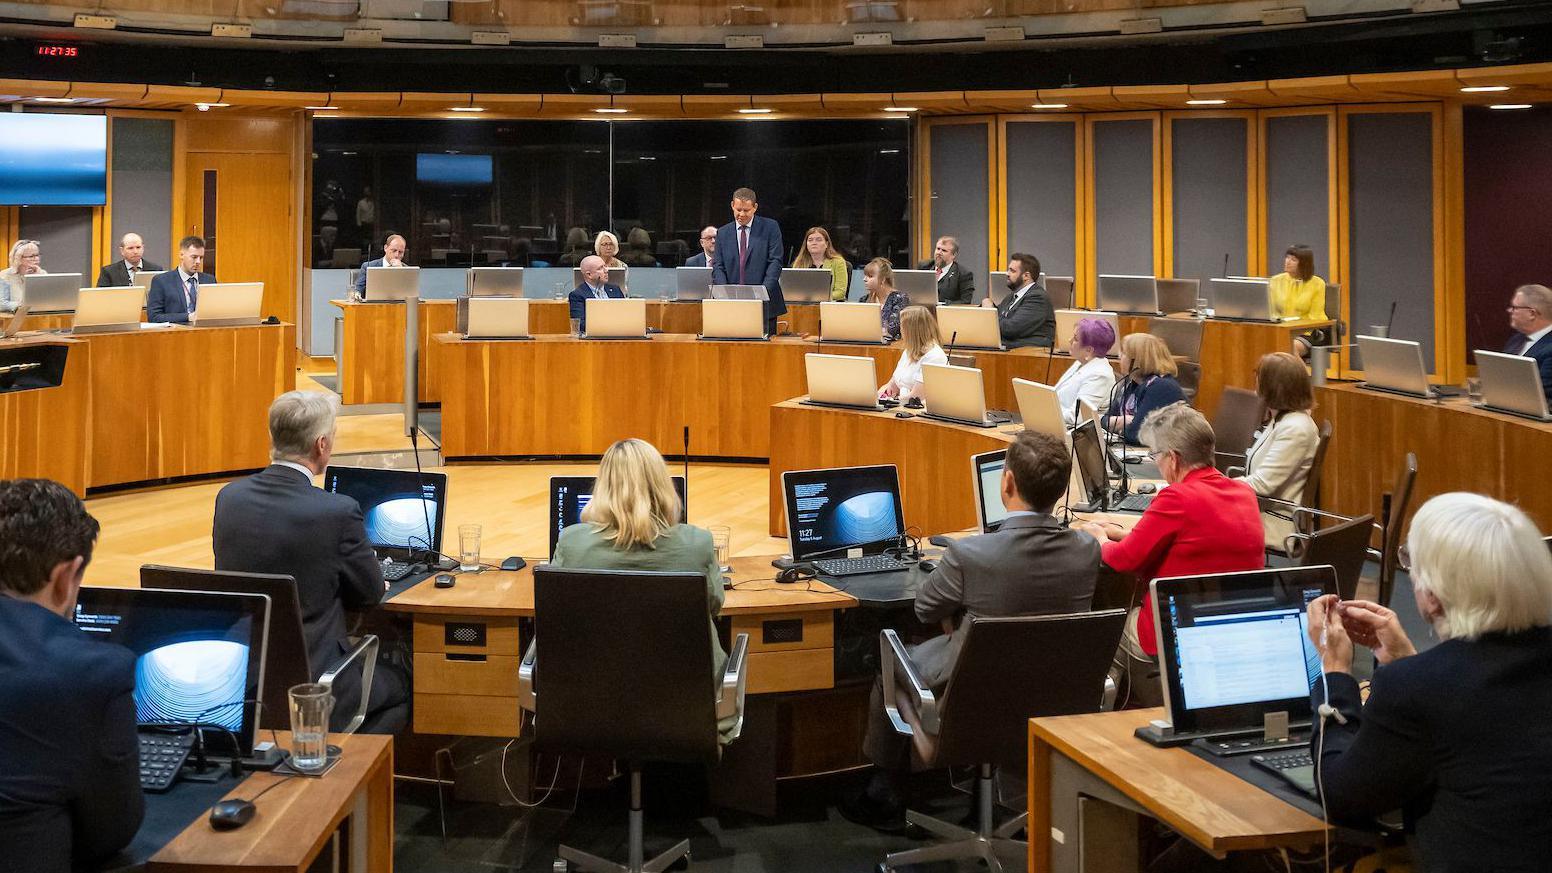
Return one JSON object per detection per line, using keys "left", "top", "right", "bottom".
{"left": 1, "top": 239, "right": 46, "bottom": 313}
{"left": 1306, "top": 492, "right": 1552, "bottom": 872}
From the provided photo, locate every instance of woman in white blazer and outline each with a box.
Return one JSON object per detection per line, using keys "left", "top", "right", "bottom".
{"left": 1053, "top": 316, "right": 1118, "bottom": 425}
{"left": 1235, "top": 352, "right": 1321, "bottom": 549}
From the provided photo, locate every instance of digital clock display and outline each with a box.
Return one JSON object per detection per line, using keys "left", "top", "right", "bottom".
{"left": 35, "top": 44, "right": 80, "bottom": 58}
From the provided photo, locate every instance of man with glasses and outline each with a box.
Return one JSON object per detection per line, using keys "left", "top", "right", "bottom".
{"left": 685, "top": 226, "right": 717, "bottom": 268}
{"left": 1504, "top": 284, "right": 1552, "bottom": 403}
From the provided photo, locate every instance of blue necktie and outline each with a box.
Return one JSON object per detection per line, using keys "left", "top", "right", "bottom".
{"left": 186, "top": 275, "right": 199, "bottom": 312}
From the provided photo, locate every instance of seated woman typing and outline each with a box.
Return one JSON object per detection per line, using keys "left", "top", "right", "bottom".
{"left": 1306, "top": 492, "right": 1552, "bottom": 871}
{"left": 1234, "top": 352, "right": 1320, "bottom": 549}
{"left": 1053, "top": 316, "right": 1117, "bottom": 426}
{"left": 1101, "top": 332, "right": 1185, "bottom": 446}
{"left": 550, "top": 438, "right": 733, "bottom": 738}
{"left": 878, "top": 305, "right": 947, "bottom": 403}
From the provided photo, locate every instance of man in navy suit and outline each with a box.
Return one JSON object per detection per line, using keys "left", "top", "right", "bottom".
{"left": 684, "top": 226, "right": 716, "bottom": 268}
{"left": 351, "top": 233, "right": 409, "bottom": 297}
{"left": 1506, "top": 284, "right": 1552, "bottom": 403}
{"left": 0, "top": 479, "right": 143, "bottom": 873}
{"left": 711, "top": 187, "right": 786, "bottom": 335}
{"left": 568, "top": 255, "right": 625, "bottom": 333}
{"left": 146, "top": 235, "right": 215, "bottom": 324}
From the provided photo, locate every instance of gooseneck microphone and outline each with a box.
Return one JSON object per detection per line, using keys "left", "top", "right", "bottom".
{"left": 945, "top": 330, "right": 958, "bottom": 362}
{"left": 682, "top": 425, "right": 690, "bottom": 519}
{"left": 1385, "top": 301, "right": 1397, "bottom": 336}
{"left": 1222, "top": 252, "right": 1230, "bottom": 279}
{"left": 407, "top": 426, "right": 437, "bottom": 569}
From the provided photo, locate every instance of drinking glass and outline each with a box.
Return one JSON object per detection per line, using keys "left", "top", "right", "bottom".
{"left": 288, "top": 683, "right": 333, "bottom": 773}
{"left": 709, "top": 525, "right": 732, "bottom": 573}
{"left": 1466, "top": 377, "right": 1483, "bottom": 402}
{"left": 570, "top": 317, "right": 582, "bottom": 337}
{"left": 551, "top": 282, "right": 566, "bottom": 301}
{"left": 458, "top": 523, "right": 482, "bottom": 572}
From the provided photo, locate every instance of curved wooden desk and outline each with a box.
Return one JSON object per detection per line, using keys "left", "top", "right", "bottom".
{"left": 1117, "top": 315, "right": 1330, "bottom": 419}
{"left": 0, "top": 335, "right": 89, "bottom": 495}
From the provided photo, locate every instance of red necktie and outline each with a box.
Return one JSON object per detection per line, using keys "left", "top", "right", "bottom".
{"left": 738, "top": 225, "right": 749, "bottom": 285}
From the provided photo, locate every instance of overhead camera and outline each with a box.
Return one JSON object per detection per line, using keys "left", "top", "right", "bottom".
{"left": 567, "top": 65, "right": 627, "bottom": 95}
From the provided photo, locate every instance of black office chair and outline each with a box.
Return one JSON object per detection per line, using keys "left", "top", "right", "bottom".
{"left": 520, "top": 567, "right": 749, "bottom": 873}
{"left": 1282, "top": 513, "right": 1376, "bottom": 601}
{"left": 1372, "top": 452, "right": 1419, "bottom": 606}
{"left": 141, "top": 565, "right": 380, "bottom": 735}
{"left": 1212, "top": 386, "right": 1266, "bottom": 472}
{"left": 877, "top": 610, "right": 1127, "bottom": 873}
{"left": 1176, "top": 359, "right": 1201, "bottom": 405}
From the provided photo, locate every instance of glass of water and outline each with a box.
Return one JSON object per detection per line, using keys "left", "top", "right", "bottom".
{"left": 709, "top": 525, "right": 732, "bottom": 573}
{"left": 458, "top": 523, "right": 482, "bottom": 572}
{"left": 552, "top": 281, "right": 566, "bottom": 301}
{"left": 288, "top": 683, "right": 333, "bottom": 773}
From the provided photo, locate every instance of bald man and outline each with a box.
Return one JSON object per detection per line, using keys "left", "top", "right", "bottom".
{"left": 95, "top": 233, "right": 163, "bottom": 288}
{"left": 568, "top": 254, "right": 625, "bottom": 333}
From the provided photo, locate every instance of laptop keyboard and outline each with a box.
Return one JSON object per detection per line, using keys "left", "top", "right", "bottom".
{"left": 1114, "top": 492, "right": 1155, "bottom": 512}
{"left": 812, "top": 554, "right": 907, "bottom": 577}
{"left": 139, "top": 730, "right": 196, "bottom": 792}
{"left": 1250, "top": 749, "right": 1318, "bottom": 797}
{"left": 382, "top": 559, "right": 415, "bottom": 582}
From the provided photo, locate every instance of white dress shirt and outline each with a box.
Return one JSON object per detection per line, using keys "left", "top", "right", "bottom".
{"left": 1053, "top": 356, "right": 1117, "bottom": 425}
{"left": 274, "top": 460, "right": 318, "bottom": 484}
{"left": 888, "top": 345, "right": 949, "bottom": 400}
{"left": 1004, "top": 282, "right": 1035, "bottom": 312}
{"left": 177, "top": 267, "right": 199, "bottom": 312}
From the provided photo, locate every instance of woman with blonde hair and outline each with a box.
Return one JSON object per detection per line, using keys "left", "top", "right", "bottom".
{"left": 593, "top": 230, "right": 629, "bottom": 292}
{"left": 1101, "top": 332, "right": 1185, "bottom": 446}
{"left": 863, "top": 257, "right": 909, "bottom": 343}
{"left": 1, "top": 239, "right": 45, "bottom": 313}
{"left": 790, "top": 226, "right": 849, "bottom": 302}
{"left": 878, "top": 305, "right": 948, "bottom": 402}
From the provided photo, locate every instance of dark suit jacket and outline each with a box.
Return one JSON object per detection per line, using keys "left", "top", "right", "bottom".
{"left": 910, "top": 513, "right": 1100, "bottom": 687}
{"left": 1505, "top": 331, "right": 1552, "bottom": 404}
{"left": 996, "top": 281, "right": 1054, "bottom": 349}
{"left": 212, "top": 464, "right": 389, "bottom": 730}
{"left": 0, "top": 597, "right": 142, "bottom": 873}
{"left": 1313, "top": 628, "right": 1552, "bottom": 873}
{"left": 711, "top": 215, "right": 786, "bottom": 321}
{"left": 567, "top": 282, "right": 625, "bottom": 331}
{"left": 146, "top": 269, "right": 214, "bottom": 324}
{"left": 95, "top": 258, "right": 163, "bottom": 289}
{"left": 685, "top": 252, "right": 709, "bottom": 268}
{"left": 919, "top": 259, "right": 975, "bottom": 305}
{"left": 1104, "top": 375, "right": 1188, "bottom": 446}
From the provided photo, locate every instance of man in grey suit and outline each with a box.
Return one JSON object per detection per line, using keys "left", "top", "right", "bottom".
{"left": 841, "top": 429, "right": 1099, "bottom": 831}
{"left": 981, "top": 251, "right": 1054, "bottom": 349}
{"left": 684, "top": 225, "right": 716, "bottom": 268}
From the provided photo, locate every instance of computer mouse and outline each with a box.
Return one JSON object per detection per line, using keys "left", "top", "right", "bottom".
{"left": 434, "top": 573, "right": 456, "bottom": 588}
{"left": 1138, "top": 483, "right": 1157, "bottom": 494}
{"left": 904, "top": 397, "right": 924, "bottom": 409}
{"left": 917, "top": 558, "right": 939, "bottom": 574}
{"left": 894, "top": 411, "right": 914, "bottom": 419}
{"left": 500, "top": 556, "right": 527, "bottom": 572}
{"left": 209, "top": 799, "right": 256, "bottom": 831}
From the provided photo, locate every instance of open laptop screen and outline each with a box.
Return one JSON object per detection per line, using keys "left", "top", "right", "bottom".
{"left": 782, "top": 464, "right": 904, "bottom": 562}
{"left": 323, "top": 466, "right": 448, "bottom": 560}
{"left": 972, "top": 449, "right": 1008, "bottom": 533}
{"left": 549, "top": 475, "right": 686, "bottom": 558}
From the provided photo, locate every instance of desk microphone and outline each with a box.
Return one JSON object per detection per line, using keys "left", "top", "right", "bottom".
{"left": 1044, "top": 327, "right": 1058, "bottom": 385}
{"left": 1385, "top": 301, "right": 1397, "bottom": 336}
{"left": 1222, "top": 253, "right": 1230, "bottom": 279}
{"left": 407, "top": 426, "right": 440, "bottom": 569}
{"left": 945, "top": 330, "right": 958, "bottom": 362}
{"left": 682, "top": 425, "right": 690, "bottom": 519}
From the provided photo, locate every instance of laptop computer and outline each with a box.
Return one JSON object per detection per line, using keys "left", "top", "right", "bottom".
{"left": 1097, "top": 274, "right": 1159, "bottom": 315}
{"left": 819, "top": 301, "right": 885, "bottom": 345}
{"left": 802, "top": 353, "right": 880, "bottom": 410}
{"left": 781, "top": 464, "right": 907, "bottom": 576}
{"left": 584, "top": 297, "right": 649, "bottom": 339}
{"left": 1053, "top": 309, "right": 1120, "bottom": 355}
{"left": 131, "top": 270, "right": 166, "bottom": 290}
{"left": 893, "top": 269, "right": 939, "bottom": 307}
{"left": 72, "top": 286, "right": 145, "bottom": 334}
{"left": 20, "top": 273, "right": 84, "bottom": 313}
{"left": 971, "top": 449, "right": 1009, "bottom": 533}
{"left": 675, "top": 266, "right": 713, "bottom": 301}
{"left": 1156, "top": 278, "right": 1200, "bottom": 315}
{"left": 920, "top": 363, "right": 996, "bottom": 428}
{"left": 1044, "top": 276, "right": 1075, "bottom": 311}
{"left": 937, "top": 305, "right": 1003, "bottom": 351}
{"left": 709, "top": 284, "right": 768, "bottom": 301}
{"left": 1147, "top": 566, "right": 1336, "bottom": 756}
{"left": 1013, "top": 378, "right": 1066, "bottom": 439}
{"left": 462, "top": 296, "right": 531, "bottom": 340}
{"left": 1150, "top": 317, "right": 1204, "bottom": 360}
{"left": 1, "top": 304, "right": 28, "bottom": 339}
{"left": 782, "top": 268, "right": 836, "bottom": 304}
{"left": 699, "top": 298, "right": 766, "bottom": 341}
{"left": 572, "top": 267, "right": 627, "bottom": 291}
{"left": 1209, "top": 278, "right": 1276, "bottom": 322}
{"left": 549, "top": 475, "right": 687, "bottom": 558}
{"left": 1069, "top": 419, "right": 1111, "bottom": 512}
{"left": 322, "top": 465, "right": 448, "bottom": 569}
{"left": 1473, "top": 349, "right": 1551, "bottom": 420}
{"left": 467, "top": 267, "right": 523, "bottom": 296}
{"left": 1357, "top": 335, "right": 1434, "bottom": 398}
{"left": 365, "top": 266, "right": 420, "bottom": 302}
{"left": 193, "top": 282, "right": 263, "bottom": 327}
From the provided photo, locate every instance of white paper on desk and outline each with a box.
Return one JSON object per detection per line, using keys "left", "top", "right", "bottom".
{"left": 138, "top": 322, "right": 175, "bottom": 329}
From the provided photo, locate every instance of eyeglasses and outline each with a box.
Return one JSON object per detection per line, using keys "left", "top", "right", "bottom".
{"left": 1146, "top": 449, "right": 1169, "bottom": 462}
{"left": 1397, "top": 544, "right": 1411, "bottom": 572}
{"left": 1508, "top": 305, "right": 1539, "bottom": 314}
{"left": 700, "top": 236, "right": 716, "bottom": 241}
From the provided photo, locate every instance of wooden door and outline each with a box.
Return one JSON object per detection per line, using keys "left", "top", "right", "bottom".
{"left": 184, "top": 152, "right": 294, "bottom": 324}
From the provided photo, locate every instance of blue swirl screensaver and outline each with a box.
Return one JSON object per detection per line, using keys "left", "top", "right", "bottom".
{"left": 134, "top": 640, "right": 250, "bottom": 732}
{"left": 0, "top": 114, "right": 108, "bottom": 206}
{"left": 829, "top": 492, "right": 900, "bottom": 544}
{"left": 364, "top": 496, "right": 438, "bottom": 550}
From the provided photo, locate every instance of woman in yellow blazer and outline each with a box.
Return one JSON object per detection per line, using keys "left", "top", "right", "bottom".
{"left": 1269, "top": 244, "right": 1327, "bottom": 320}
{"left": 791, "top": 226, "right": 850, "bottom": 301}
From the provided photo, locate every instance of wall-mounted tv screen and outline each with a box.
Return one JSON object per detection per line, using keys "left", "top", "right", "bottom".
{"left": 416, "top": 153, "right": 492, "bottom": 186}
{"left": 0, "top": 114, "right": 108, "bottom": 206}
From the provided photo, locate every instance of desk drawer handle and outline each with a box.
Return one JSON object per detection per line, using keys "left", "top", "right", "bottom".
{"left": 762, "top": 618, "right": 804, "bottom": 645}
{"left": 446, "top": 653, "right": 488, "bottom": 663}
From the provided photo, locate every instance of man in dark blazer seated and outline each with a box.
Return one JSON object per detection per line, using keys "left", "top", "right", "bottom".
{"left": 1505, "top": 283, "right": 1552, "bottom": 403}
{"left": 980, "top": 251, "right": 1054, "bottom": 349}
{"left": 711, "top": 187, "right": 786, "bottom": 335}
{"left": 684, "top": 225, "right": 717, "bottom": 268}
{"left": 212, "top": 391, "right": 409, "bottom": 734}
{"left": 146, "top": 235, "right": 214, "bottom": 324}
{"left": 95, "top": 231, "right": 163, "bottom": 288}
{"left": 920, "top": 235, "right": 975, "bottom": 305}
{"left": 840, "top": 431, "right": 1100, "bottom": 831}
{"left": 568, "top": 255, "right": 625, "bottom": 333}
{"left": 351, "top": 232, "right": 409, "bottom": 297}
{"left": 0, "top": 479, "right": 143, "bottom": 873}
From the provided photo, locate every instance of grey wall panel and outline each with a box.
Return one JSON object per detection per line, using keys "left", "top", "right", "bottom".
{"left": 109, "top": 117, "right": 176, "bottom": 268}
{"left": 1264, "top": 114, "right": 1330, "bottom": 279}
{"left": 1005, "top": 121, "right": 1077, "bottom": 285}
{"left": 1092, "top": 119, "right": 1154, "bottom": 276}
{"left": 1348, "top": 112, "right": 1435, "bottom": 371}
{"left": 929, "top": 123, "right": 989, "bottom": 302}
{"left": 1171, "top": 117, "right": 1246, "bottom": 281}
{"left": 18, "top": 207, "right": 93, "bottom": 279}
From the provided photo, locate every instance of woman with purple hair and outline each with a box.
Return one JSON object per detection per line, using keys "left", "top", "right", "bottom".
{"left": 1052, "top": 316, "right": 1118, "bottom": 425}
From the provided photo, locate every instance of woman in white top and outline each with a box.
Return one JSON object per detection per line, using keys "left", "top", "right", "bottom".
{"left": 1053, "top": 316, "right": 1118, "bottom": 425}
{"left": 0, "top": 239, "right": 45, "bottom": 313}
{"left": 878, "top": 305, "right": 948, "bottom": 402}
{"left": 1235, "top": 352, "right": 1321, "bottom": 549}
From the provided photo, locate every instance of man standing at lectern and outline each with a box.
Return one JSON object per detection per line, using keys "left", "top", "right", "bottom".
{"left": 711, "top": 187, "right": 786, "bottom": 336}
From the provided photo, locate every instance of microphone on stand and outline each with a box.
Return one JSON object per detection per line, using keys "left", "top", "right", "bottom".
{"left": 945, "top": 330, "right": 958, "bottom": 362}
{"left": 1385, "top": 301, "right": 1397, "bottom": 336}
{"left": 1222, "top": 253, "right": 1230, "bottom": 278}
{"left": 682, "top": 426, "right": 690, "bottom": 519}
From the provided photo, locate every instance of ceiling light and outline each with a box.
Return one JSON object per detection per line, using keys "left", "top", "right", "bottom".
{"left": 594, "top": 108, "right": 628, "bottom": 114}
{"left": 879, "top": 149, "right": 901, "bottom": 154}
{"left": 883, "top": 106, "right": 918, "bottom": 113}
{"left": 1186, "top": 98, "right": 1228, "bottom": 105}
{"left": 32, "top": 96, "right": 76, "bottom": 104}
{"left": 1031, "top": 103, "right": 1068, "bottom": 109}
{"left": 738, "top": 108, "right": 773, "bottom": 115}
{"left": 1460, "top": 85, "right": 1510, "bottom": 93}
{"left": 1489, "top": 103, "right": 1533, "bottom": 110}
{"left": 194, "top": 102, "right": 230, "bottom": 111}
{"left": 305, "top": 104, "right": 339, "bottom": 110}
{"left": 710, "top": 154, "right": 728, "bottom": 160}
{"left": 449, "top": 106, "right": 485, "bottom": 112}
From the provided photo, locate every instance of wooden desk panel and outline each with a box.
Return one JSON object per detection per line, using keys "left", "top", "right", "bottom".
{"left": 0, "top": 336, "right": 89, "bottom": 495}
{"left": 1, "top": 311, "right": 74, "bottom": 331}
{"left": 332, "top": 299, "right": 457, "bottom": 406}
{"left": 1117, "top": 316, "right": 1328, "bottom": 420}
{"left": 1315, "top": 382, "right": 1552, "bottom": 531}
{"left": 85, "top": 324, "right": 294, "bottom": 490}
{"left": 768, "top": 400, "right": 1016, "bottom": 537}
